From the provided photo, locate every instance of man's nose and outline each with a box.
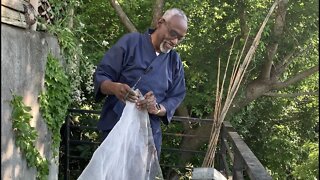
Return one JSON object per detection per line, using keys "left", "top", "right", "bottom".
{"left": 171, "top": 38, "right": 179, "bottom": 46}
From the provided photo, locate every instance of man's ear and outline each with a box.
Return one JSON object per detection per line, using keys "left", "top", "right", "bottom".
{"left": 156, "top": 18, "right": 165, "bottom": 28}
{"left": 158, "top": 18, "right": 165, "bottom": 24}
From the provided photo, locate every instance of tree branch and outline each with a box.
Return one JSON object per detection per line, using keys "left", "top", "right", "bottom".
{"left": 109, "top": 0, "right": 138, "bottom": 32}
{"left": 264, "top": 91, "right": 319, "bottom": 98}
{"left": 260, "top": 0, "right": 288, "bottom": 80}
{"left": 273, "top": 47, "right": 298, "bottom": 77}
{"left": 274, "top": 45, "right": 312, "bottom": 78}
{"left": 273, "top": 64, "right": 319, "bottom": 90}
{"left": 150, "top": 0, "right": 164, "bottom": 28}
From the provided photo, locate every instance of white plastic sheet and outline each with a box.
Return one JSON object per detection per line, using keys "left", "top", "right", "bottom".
{"left": 78, "top": 93, "right": 163, "bottom": 180}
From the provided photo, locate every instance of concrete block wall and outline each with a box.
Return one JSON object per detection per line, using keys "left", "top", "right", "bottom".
{"left": 1, "top": 23, "right": 62, "bottom": 180}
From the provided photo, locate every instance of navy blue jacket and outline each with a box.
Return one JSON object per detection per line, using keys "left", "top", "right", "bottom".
{"left": 94, "top": 29, "right": 186, "bottom": 153}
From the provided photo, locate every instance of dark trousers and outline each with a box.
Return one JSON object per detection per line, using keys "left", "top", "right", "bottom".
{"left": 99, "top": 130, "right": 111, "bottom": 143}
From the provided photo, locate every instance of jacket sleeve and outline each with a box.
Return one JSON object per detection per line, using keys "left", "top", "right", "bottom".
{"left": 93, "top": 33, "right": 140, "bottom": 102}
{"left": 93, "top": 45, "right": 125, "bottom": 102}
{"left": 160, "top": 56, "right": 186, "bottom": 125}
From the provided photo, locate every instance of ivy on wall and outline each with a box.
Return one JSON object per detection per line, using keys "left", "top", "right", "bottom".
{"left": 39, "top": 52, "right": 72, "bottom": 157}
{"left": 9, "top": 1, "right": 78, "bottom": 179}
{"left": 10, "top": 1, "right": 81, "bottom": 178}
{"left": 10, "top": 94, "right": 49, "bottom": 180}
{"left": 10, "top": 52, "right": 71, "bottom": 179}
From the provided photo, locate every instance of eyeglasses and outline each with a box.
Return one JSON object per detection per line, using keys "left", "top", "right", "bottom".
{"left": 163, "top": 21, "right": 185, "bottom": 43}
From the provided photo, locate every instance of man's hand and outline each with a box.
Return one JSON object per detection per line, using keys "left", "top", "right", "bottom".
{"left": 136, "top": 91, "right": 164, "bottom": 115}
{"left": 100, "top": 80, "right": 139, "bottom": 103}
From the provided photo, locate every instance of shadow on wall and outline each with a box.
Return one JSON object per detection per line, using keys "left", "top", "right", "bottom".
{"left": 1, "top": 24, "right": 61, "bottom": 180}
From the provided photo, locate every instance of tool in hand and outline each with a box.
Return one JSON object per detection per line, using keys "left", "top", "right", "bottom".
{"left": 124, "top": 65, "right": 153, "bottom": 101}
{"left": 124, "top": 76, "right": 141, "bottom": 100}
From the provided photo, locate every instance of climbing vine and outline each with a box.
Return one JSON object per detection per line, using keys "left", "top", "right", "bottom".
{"left": 39, "top": 53, "right": 72, "bottom": 157}
{"left": 10, "top": 94, "right": 49, "bottom": 180}
{"left": 38, "top": 0, "right": 89, "bottom": 107}
{"left": 10, "top": 1, "right": 88, "bottom": 179}
{"left": 10, "top": 36, "right": 73, "bottom": 180}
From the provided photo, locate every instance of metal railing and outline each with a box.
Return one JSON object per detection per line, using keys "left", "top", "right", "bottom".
{"left": 60, "top": 109, "right": 272, "bottom": 180}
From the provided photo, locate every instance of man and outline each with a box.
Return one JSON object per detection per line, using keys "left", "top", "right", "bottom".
{"left": 93, "top": 8, "right": 188, "bottom": 159}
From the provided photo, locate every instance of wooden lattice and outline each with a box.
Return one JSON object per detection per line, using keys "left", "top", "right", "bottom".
{"left": 38, "top": 0, "right": 54, "bottom": 24}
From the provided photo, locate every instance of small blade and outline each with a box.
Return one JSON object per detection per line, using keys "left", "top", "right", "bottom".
{"left": 131, "top": 76, "right": 141, "bottom": 90}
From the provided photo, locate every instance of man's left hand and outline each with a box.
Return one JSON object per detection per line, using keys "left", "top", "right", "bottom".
{"left": 136, "top": 91, "right": 161, "bottom": 115}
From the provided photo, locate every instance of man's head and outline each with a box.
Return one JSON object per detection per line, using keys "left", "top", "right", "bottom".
{"left": 153, "top": 8, "right": 188, "bottom": 53}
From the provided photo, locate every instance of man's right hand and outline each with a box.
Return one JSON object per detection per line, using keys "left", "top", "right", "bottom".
{"left": 100, "top": 80, "right": 139, "bottom": 103}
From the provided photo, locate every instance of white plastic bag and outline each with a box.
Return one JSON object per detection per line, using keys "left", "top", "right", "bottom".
{"left": 78, "top": 91, "right": 163, "bottom": 180}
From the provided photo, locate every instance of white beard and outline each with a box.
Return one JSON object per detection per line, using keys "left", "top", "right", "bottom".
{"left": 160, "top": 41, "right": 171, "bottom": 54}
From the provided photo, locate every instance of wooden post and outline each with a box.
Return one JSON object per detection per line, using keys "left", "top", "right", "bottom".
{"left": 68, "top": 8, "right": 74, "bottom": 29}
{"left": 29, "top": 0, "right": 38, "bottom": 30}
{"left": 217, "top": 127, "right": 227, "bottom": 171}
{"left": 232, "top": 152, "right": 244, "bottom": 180}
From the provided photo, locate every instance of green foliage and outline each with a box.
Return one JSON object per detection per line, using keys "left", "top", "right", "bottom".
{"left": 292, "top": 142, "right": 319, "bottom": 179}
{"left": 39, "top": 53, "right": 72, "bottom": 157}
{"left": 58, "top": 113, "right": 100, "bottom": 179}
{"left": 10, "top": 94, "right": 49, "bottom": 180}
{"left": 230, "top": 96, "right": 319, "bottom": 178}
{"left": 161, "top": 122, "right": 184, "bottom": 166}
{"left": 38, "top": 0, "right": 96, "bottom": 109}
{"left": 42, "top": 0, "right": 319, "bottom": 179}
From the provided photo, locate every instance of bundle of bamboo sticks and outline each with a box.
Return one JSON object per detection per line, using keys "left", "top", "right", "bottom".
{"left": 202, "top": 0, "right": 282, "bottom": 167}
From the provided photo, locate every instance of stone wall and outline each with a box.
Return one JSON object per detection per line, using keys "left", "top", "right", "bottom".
{"left": 1, "top": 23, "right": 61, "bottom": 180}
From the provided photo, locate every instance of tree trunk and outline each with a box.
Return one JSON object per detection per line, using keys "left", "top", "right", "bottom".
{"left": 109, "top": 0, "right": 137, "bottom": 32}
{"left": 150, "top": 0, "right": 164, "bottom": 28}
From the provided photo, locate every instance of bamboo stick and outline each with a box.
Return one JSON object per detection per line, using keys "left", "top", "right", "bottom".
{"left": 202, "top": 0, "right": 281, "bottom": 167}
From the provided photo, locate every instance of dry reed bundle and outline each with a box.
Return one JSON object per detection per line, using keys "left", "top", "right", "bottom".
{"left": 202, "top": 0, "right": 282, "bottom": 167}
